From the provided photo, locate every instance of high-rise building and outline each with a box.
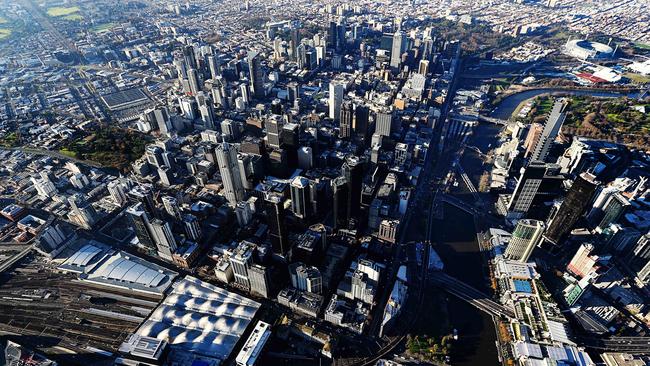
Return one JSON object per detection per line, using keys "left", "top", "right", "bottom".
{"left": 126, "top": 203, "right": 156, "bottom": 252}
{"left": 266, "top": 115, "right": 283, "bottom": 149}
{"left": 376, "top": 110, "right": 393, "bottom": 137}
{"left": 390, "top": 30, "right": 406, "bottom": 70}
{"left": 342, "top": 155, "right": 365, "bottom": 220}
{"left": 68, "top": 193, "right": 97, "bottom": 229}
{"left": 353, "top": 104, "right": 369, "bottom": 141}
{"left": 128, "top": 185, "right": 156, "bottom": 216}
{"left": 230, "top": 241, "right": 254, "bottom": 289}
{"left": 507, "top": 162, "right": 563, "bottom": 219}
{"left": 149, "top": 218, "right": 177, "bottom": 261}
{"left": 266, "top": 193, "right": 289, "bottom": 255}
{"left": 418, "top": 59, "right": 430, "bottom": 75}
{"left": 339, "top": 100, "right": 353, "bottom": 138}
{"left": 332, "top": 176, "right": 349, "bottom": 230}
{"left": 504, "top": 219, "right": 545, "bottom": 262}
{"left": 378, "top": 219, "right": 399, "bottom": 243}
{"left": 595, "top": 192, "right": 630, "bottom": 231}
{"left": 187, "top": 68, "right": 201, "bottom": 95}
{"left": 183, "top": 213, "right": 202, "bottom": 241}
{"left": 289, "top": 262, "right": 323, "bottom": 294}
{"left": 249, "top": 264, "right": 271, "bottom": 298}
{"left": 290, "top": 176, "right": 312, "bottom": 220}
{"left": 216, "top": 142, "right": 245, "bottom": 206}
{"left": 530, "top": 99, "right": 567, "bottom": 163}
{"left": 161, "top": 195, "right": 181, "bottom": 219}
{"left": 248, "top": 51, "right": 264, "bottom": 99}
{"left": 544, "top": 172, "right": 599, "bottom": 245}
{"left": 107, "top": 179, "right": 127, "bottom": 206}
{"left": 628, "top": 234, "right": 650, "bottom": 283}
{"left": 567, "top": 243, "right": 598, "bottom": 278}
{"left": 329, "top": 81, "right": 345, "bottom": 121}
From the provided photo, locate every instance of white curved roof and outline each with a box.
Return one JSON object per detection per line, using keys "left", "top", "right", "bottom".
{"left": 96, "top": 257, "right": 168, "bottom": 288}
{"left": 66, "top": 244, "right": 103, "bottom": 267}
{"left": 136, "top": 276, "right": 260, "bottom": 360}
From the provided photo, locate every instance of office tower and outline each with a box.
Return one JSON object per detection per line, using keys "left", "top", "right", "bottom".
{"left": 567, "top": 243, "right": 597, "bottom": 278}
{"left": 342, "top": 155, "right": 365, "bottom": 219}
{"left": 206, "top": 54, "right": 220, "bottom": 79}
{"left": 353, "top": 104, "right": 369, "bottom": 141}
{"left": 237, "top": 153, "right": 253, "bottom": 190}
{"left": 221, "top": 118, "right": 239, "bottom": 141}
{"left": 544, "top": 172, "right": 599, "bottom": 245}
{"left": 198, "top": 97, "right": 215, "bottom": 129}
{"left": 266, "top": 115, "right": 283, "bottom": 149}
{"left": 595, "top": 192, "right": 629, "bottom": 231}
{"left": 161, "top": 195, "right": 181, "bottom": 219}
{"left": 149, "top": 218, "right": 177, "bottom": 261}
{"left": 628, "top": 234, "right": 650, "bottom": 283}
{"left": 266, "top": 193, "right": 289, "bottom": 255}
{"left": 145, "top": 145, "right": 164, "bottom": 167}
{"left": 329, "top": 80, "right": 345, "bottom": 121}
{"left": 187, "top": 68, "right": 201, "bottom": 95}
{"left": 107, "top": 179, "right": 127, "bottom": 206}
{"left": 157, "top": 166, "right": 172, "bottom": 186}
{"left": 378, "top": 219, "right": 399, "bottom": 243}
{"left": 287, "top": 82, "right": 300, "bottom": 103}
{"left": 530, "top": 100, "right": 567, "bottom": 163}
{"left": 248, "top": 51, "right": 264, "bottom": 99}
{"left": 507, "top": 162, "right": 563, "bottom": 219}
{"left": 270, "top": 98, "right": 283, "bottom": 115}
{"left": 504, "top": 219, "right": 545, "bottom": 262}
{"left": 182, "top": 44, "right": 197, "bottom": 70}
{"left": 289, "top": 262, "right": 323, "bottom": 294}
{"left": 332, "top": 176, "right": 350, "bottom": 230}
{"left": 376, "top": 110, "right": 393, "bottom": 137}
{"left": 290, "top": 176, "right": 312, "bottom": 220}
{"left": 296, "top": 43, "right": 307, "bottom": 69}
{"left": 418, "top": 59, "right": 430, "bottom": 75}
{"left": 390, "top": 30, "right": 406, "bottom": 70}
{"left": 68, "top": 193, "right": 97, "bottom": 229}
{"left": 339, "top": 100, "right": 353, "bottom": 138}
{"left": 183, "top": 213, "right": 202, "bottom": 241}
{"left": 179, "top": 96, "right": 198, "bottom": 119}
{"left": 230, "top": 241, "right": 254, "bottom": 288}
{"left": 70, "top": 173, "right": 88, "bottom": 189}
{"left": 290, "top": 28, "right": 301, "bottom": 61}
{"left": 248, "top": 264, "right": 271, "bottom": 298}
{"left": 298, "top": 146, "right": 313, "bottom": 170}
{"left": 126, "top": 203, "right": 156, "bottom": 251}
{"left": 216, "top": 142, "right": 245, "bottom": 206}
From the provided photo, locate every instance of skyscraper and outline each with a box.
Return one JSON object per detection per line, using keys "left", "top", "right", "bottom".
{"left": 339, "top": 100, "right": 353, "bottom": 138}
{"left": 248, "top": 264, "right": 271, "bottom": 298}
{"left": 504, "top": 219, "right": 545, "bottom": 262}
{"left": 530, "top": 99, "right": 567, "bottom": 163}
{"left": 183, "top": 213, "right": 202, "bottom": 241}
{"left": 248, "top": 51, "right": 264, "bottom": 99}
{"left": 68, "top": 193, "right": 97, "bottom": 229}
{"left": 290, "top": 176, "right": 311, "bottom": 220}
{"left": 187, "top": 68, "right": 201, "bottom": 95}
{"left": 230, "top": 241, "right": 254, "bottom": 289}
{"left": 376, "top": 110, "right": 393, "bottom": 137}
{"left": 390, "top": 30, "right": 406, "bottom": 70}
{"left": 149, "top": 218, "right": 177, "bottom": 261}
{"left": 595, "top": 192, "right": 630, "bottom": 231}
{"left": 507, "top": 162, "right": 563, "bottom": 219}
{"left": 289, "top": 262, "right": 323, "bottom": 294}
{"left": 126, "top": 202, "right": 156, "bottom": 252}
{"left": 353, "top": 104, "right": 369, "bottom": 142}
{"left": 266, "top": 193, "right": 289, "bottom": 255}
{"left": 331, "top": 176, "right": 350, "bottom": 230}
{"left": 544, "top": 172, "right": 599, "bottom": 245}
{"left": 329, "top": 80, "right": 345, "bottom": 121}
{"left": 107, "top": 179, "right": 127, "bottom": 206}
{"left": 266, "top": 115, "right": 283, "bottom": 149}
{"left": 216, "top": 142, "right": 245, "bottom": 206}
{"left": 342, "top": 155, "right": 365, "bottom": 220}
{"left": 627, "top": 234, "right": 650, "bottom": 284}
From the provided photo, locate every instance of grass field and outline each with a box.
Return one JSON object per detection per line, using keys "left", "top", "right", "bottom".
{"left": 91, "top": 22, "right": 115, "bottom": 32}
{"left": 0, "top": 28, "right": 10, "bottom": 40}
{"left": 634, "top": 42, "right": 650, "bottom": 50}
{"left": 624, "top": 72, "right": 650, "bottom": 84}
{"left": 46, "top": 6, "right": 80, "bottom": 17}
{"left": 0, "top": 16, "right": 8, "bottom": 24}
{"left": 62, "top": 14, "right": 83, "bottom": 21}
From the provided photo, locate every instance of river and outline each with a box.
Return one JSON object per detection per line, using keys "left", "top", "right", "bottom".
{"left": 491, "top": 88, "right": 641, "bottom": 120}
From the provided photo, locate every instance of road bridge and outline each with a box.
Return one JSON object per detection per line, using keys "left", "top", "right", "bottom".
{"left": 478, "top": 115, "right": 509, "bottom": 126}
{"left": 430, "top": 272, "right": 516, "bottom": 319}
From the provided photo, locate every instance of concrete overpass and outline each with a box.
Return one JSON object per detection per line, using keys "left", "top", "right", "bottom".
{"left": 478, "top": 115, "right": 509, "bottom": 126}
{"left": 430, "top": 272, "right": 516, "bottom": 319}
